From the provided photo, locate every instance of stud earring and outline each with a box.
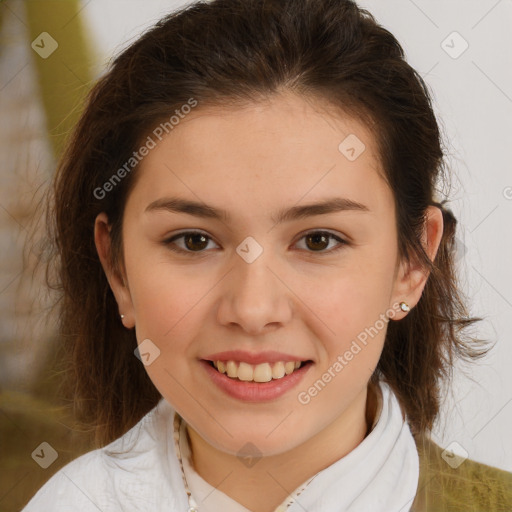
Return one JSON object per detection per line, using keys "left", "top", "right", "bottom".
{"left": 399, "top": 302, "right": 410, "bottom": 313}
{"left": 120, "top": 314, "right": 125, "bottom": 319}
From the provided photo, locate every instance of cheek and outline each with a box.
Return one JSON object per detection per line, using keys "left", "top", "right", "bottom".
{"left": 123, "top": 243, "right": 204, "bottom": 342}
{"left": 300, "top": 256, "right": 396, "bottom": 382}
{"left": 309, "top": 260, "right": 394, "bottom": 332}
{"left": 298, "top": 280, "right": 389, "bottom": 415}
{"left": 130, "top": 270, "right": 208, "bottom": 342}
{"left": 126, "top": 265, "right": 212, "bottom": 405}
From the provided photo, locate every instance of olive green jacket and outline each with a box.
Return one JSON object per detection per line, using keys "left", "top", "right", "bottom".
{"left": 411, "top": 436, "right": 512, "bottom": 512}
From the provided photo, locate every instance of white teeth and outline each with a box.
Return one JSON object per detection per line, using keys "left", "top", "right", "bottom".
{"left": 253, "top": 363, "right": 272, "bottom": 382}
{"left": 238, "top": 362, "right": 254, "bottom": 381}
{"left": 212, "top": 360, "right": 304, "bottom": 381}
{"left": 284, "top": 361, "right": 295, "bottom": 375}
{"left": 226, "top": 360, "right": 238, "bottom": 378}
{"left": 271, "top": 361, "right": 285, "bottom": 379}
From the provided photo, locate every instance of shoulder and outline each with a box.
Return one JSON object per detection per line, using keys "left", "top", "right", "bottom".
{"left": 411, "top": 436, "right": 512, "bottom": 512}
{"left": 21, "top": 399, "right": 188, "bottom": 512}
{"left": 21, "top": 448, "right": 109, "bottom": 511}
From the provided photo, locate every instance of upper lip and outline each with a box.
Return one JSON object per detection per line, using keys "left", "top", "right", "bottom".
{"left": 202, "top": 350, "right": 311, "bottom": 365}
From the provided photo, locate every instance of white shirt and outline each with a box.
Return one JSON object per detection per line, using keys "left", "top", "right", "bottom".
{"left": 22, "top": 380, "right": 419, "bottom": 512}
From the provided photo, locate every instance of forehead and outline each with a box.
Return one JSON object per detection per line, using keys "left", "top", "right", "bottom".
{"left": 127, "top": 92, "right": 393, "bottom": 219}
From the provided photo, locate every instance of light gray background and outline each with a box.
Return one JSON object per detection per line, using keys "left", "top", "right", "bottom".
{"left": 81, "top": 0, "right": 512, "bottom": 470}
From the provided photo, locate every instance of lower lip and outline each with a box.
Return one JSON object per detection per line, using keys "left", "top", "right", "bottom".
{"left": 200, "top": 360, "right": 312, "bottom": 402}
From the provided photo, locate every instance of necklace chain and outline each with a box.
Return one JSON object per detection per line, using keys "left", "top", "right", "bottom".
{"left": 173, "top": 413, "right": 200, "bottom": 511}
{"left": 172, "top": 412, "right": 312, "bottom": 511}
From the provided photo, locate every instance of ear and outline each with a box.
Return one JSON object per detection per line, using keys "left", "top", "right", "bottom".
{"left": 94, "top": 212, "right": 135, "bottom": 328}
{"left": 389, "top": 205, "right": 444, "bottom": 319}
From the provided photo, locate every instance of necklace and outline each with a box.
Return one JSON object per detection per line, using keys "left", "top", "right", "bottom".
{"left": 173, "top": 412, "right": 200, "bottom": 511}
{"left": 172, "top": 384, "right": 378, "bottom": 511}
{"left": 172, "top": 412, "right": 314, "bottom": 511}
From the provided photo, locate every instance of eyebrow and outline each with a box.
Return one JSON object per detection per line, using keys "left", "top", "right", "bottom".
{"left": 144, "top": 196, "right": 370, "bottom": 224}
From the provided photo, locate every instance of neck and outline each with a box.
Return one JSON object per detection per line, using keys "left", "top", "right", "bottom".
{"left": 186, "top": 383, "right": 378, "bottom": 512}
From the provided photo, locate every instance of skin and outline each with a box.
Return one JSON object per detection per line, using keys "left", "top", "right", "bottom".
{"left": 95, "top": 91, "right": 443, "bottom": 512}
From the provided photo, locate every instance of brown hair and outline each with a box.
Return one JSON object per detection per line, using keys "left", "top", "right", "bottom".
{"left": 42, "top": 0, "right": 487, "bottom": 446}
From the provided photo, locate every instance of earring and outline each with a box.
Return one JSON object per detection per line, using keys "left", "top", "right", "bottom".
{"left": 120, "top": 314, "right": 125, "bottom": 319}
{"left": 399, "top": 302, "right": 410, "bottom": 313}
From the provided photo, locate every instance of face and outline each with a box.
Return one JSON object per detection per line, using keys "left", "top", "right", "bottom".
{"left": 96, "top": 92, "right": 434, "bottom": 458}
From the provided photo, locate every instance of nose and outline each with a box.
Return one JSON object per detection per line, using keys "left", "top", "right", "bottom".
{"left": 216, "top": 248, "right": 293, "bottom": 335}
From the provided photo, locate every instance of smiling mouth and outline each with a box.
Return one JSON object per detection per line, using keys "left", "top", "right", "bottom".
{"left": 206, "top": 359, "right": 313, "bottom": 383}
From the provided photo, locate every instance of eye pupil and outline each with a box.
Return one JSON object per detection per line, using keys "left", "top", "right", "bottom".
{"left": 171, "top": 230, "right": 342, "bottom": 255}
{"left": 306, "top": 233, "right": 329, "bottom": 251}
{"left": 185, "top": 233, "right": 208, "bottom": 251}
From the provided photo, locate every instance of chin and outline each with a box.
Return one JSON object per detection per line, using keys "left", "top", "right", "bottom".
{"left": 196, "top": 419, "right": 313, "bottom": 459}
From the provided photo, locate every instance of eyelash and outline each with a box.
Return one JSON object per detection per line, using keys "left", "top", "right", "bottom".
{"left": 162, "top": 230, "right": 348, "bottom": 256}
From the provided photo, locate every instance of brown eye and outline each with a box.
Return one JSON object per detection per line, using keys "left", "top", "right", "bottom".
{"left": 164, "top": 231, "right": 218, "bottom": 254}
{"left": 295, "top": 230, "right": 347, "bottom": 254}
{"left": 305, "top": 232, "right": 330, "bottom": 251}
{"left": 183, "top": 233, "right": 209, "bottom": 251}
{"left": 164, "top": 230, "right": 347, "bottom": 256}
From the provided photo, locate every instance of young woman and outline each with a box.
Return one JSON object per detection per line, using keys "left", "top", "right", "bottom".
{"left": 23, "top": 0, "right": 512, "bottom": 510}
